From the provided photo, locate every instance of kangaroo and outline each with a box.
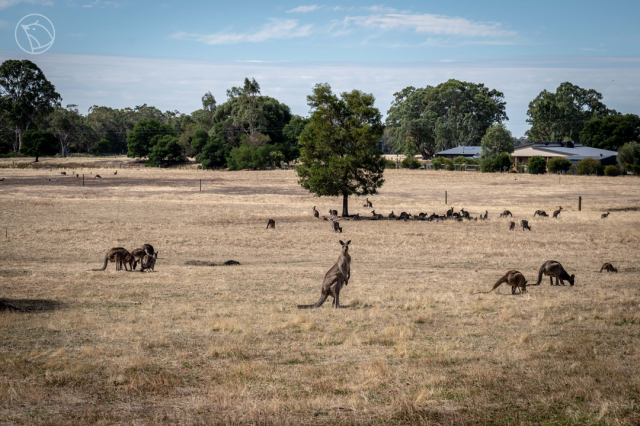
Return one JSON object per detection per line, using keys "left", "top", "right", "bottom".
{"left": 131, "top": 247, "right": 147, "bottom": 270}
{"left": 475, "top": 270, "right": 527, "bottom": 295}
{"left": 322, "top": 216, "right": 328, "bottom": 221}
{"left": 599, "top": 262, "right": 618, "bottom": 273}
{"left": 96, "top": 175, "right": 102, "bottom": 179}
{"left": 298, "top": 240, "right": 351, "bottom": 309}
{"left": 312, "top": 206, "right": 319, "bottom": 218}
{"left": 141, "top": 244, "right": 155, "bottom": 256}
{"left": 536, "top": 260, "right": 575, "bottom": 286}
{"left": 98, "top": 247, "right": 133, "bottom": 271}
{"left": 521, "top": 220, "right": 531, "bottom": 231}
{"left": 553, "top": 206, "right": 563, "bottom": 218}
{"left": 363, "top": 198, "right": 373, "bottom": 208}
{"left": 446, "top": 207, "right": 454, "bottom": 218}
{"left": 509, "top": 221, "right": 515, "bottom": 230}
{"left": 60, "top": 171, "right": 66, "bottom": 175}
{"left": 140, "top": 252, "right": 157, "bottom": 272}
{"left": 332, "top": 221, "right": 342, "bottom": 233}
{"left": 500, "top": 210, "right": 513, "bottom": 218}
{"left": 114, "top": 171, "right": 117, "bottom": 175}
{"left": 266, "top": 219, "right": 275, "bottom": 229}
{"left": 601, "top": 211, "right": 610, "bottom": 219}
{"left": 533, "top": 210, "right": 548, "bottom": 217}
{"left": 398, "top": 212, "right": 411, "bottom": 220}
{"left": 388, "top": 211, "right": 396, "bottom": 219}
{"left": 371, "top": 210, "right": 383, "bottom": 220}
{"left": 329, "top": 209, "right": 338, "bottom": 218}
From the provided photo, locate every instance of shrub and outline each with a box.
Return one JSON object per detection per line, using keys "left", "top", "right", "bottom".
{"left": 227, "top": 143, "right": 286, "bottom": 170}
{"left": 401, "top": 157, "right": 422, "bottom": 169}
{"left": 383, "top": 158, "right": 397, "bottom": 169}
{"left": 494, "top": 153, "right": 513, "bottom": 172}
{"left": 632, "top": 165, "right": 640, "bottom": 175}
{"left": 20, "top": 130, "right": 58, "bottom": 162}
{"left": 480, "top": 158, "right": 496, "bottom": 173}
{"left": 146, "top": 135, "right": 183, "bottom": 167}
{"left": 577, "top": 157, "right": 603, "bottom": 176}
{"left": 547, "top": 157, "right": 573, "bottom": 174}
{"left": 528, "top": 156, "right": 547, "bottom": 174}
{"left": 452, "top": 156, "right": 478, "bottom": 165}
{"left": 604, "top": 165, "right": 620, "bottom": 176}
{"left": 431, "top": 157, "right": 453, "bottom": 170}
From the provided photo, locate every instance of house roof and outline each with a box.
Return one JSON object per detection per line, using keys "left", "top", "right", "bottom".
{"left": 435, "top": 146, "right": 482, "bottom": 156}
{"left": 513, "top": 144, "right": 617, "bottom": 159}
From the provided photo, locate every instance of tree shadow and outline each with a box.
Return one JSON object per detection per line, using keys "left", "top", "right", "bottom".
{"left": 0, "top": 298, "right": 65, "bottom": 312}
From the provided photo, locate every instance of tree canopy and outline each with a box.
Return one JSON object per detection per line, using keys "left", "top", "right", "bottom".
{"left": 580, "top": 114, "right": 640, "bottom": 151}
{"left": 480, "top": 123, "right": 514, "bottom": 159}
{"left": 526, "top": 82, "right": 614, "bottom": 143}
{"left": 0, "top": 60, "right": 61, "bottom": 151}
{"left": 20, "top": 129, "right": 58, "bottom": 162}
{"left": 126, "top": 119, "right": 173, "bottom": 158}
{"left": 296, "top": 83, "right": 384, "bottom": 217}
{"left": 386, "top": 79, "right": 507, "bottom": 158}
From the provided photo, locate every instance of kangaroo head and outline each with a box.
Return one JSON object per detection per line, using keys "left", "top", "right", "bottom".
{"left": 154, "top": 251, "right": 159, "bottom": 259}
{"left": 569, "top": 274, "right": 575, "bottom": 286}
{"left": 339, "top": 240, "right": 351, "bottom": 254}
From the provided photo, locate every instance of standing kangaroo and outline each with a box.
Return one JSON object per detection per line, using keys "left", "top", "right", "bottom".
{"left": 536, "top": 260, "right": 575, "bottom": 286}
{"left": 266, "top": 219, "right": 275, "bottom": 229}
{"left": 521, "top": 220, "right": 531, "bottom": 231}
{"left": 509, "top": 221, "right": 515, "bottom": 230}
{"left": 332, "top": 221, "right": 342, "bottom": 233}
{"left": 475, "top": 270, "right": 527, "bottom": 295}
{"left": 553, "top": 206, "right": 563, "bottom": 218}
{"left": 601, "top": 211, "right": 610, "bottom": 219}
{"left": 599, "top": 262, "right": 618, "bottom": 273}
{"left": 363, "top": 198, "right": 373, "bottom": 208}
{"left": 312, "top": 206, "right": 319, "bottom": 218}
{"left": 298, "top": 240, "right": 351, "bottom": 309}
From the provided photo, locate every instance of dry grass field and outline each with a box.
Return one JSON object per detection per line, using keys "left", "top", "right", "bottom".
{"left": 1, "top": 157, "right": 639, "bottom": 425}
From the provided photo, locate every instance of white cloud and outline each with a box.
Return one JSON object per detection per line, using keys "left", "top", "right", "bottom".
{"left": 286, "top": 5, "right": 322, "bottom": 13}
{"left": 0, "top": 0, "right": 52, "bottom": 9}
{"left": 81, "top": 0, "right": 119, "bottom": 8}
{"left": 171, "top": 19, "right": 313, "bottom": 45}
{"left": 3, "top": 51, "right": 639, "bottom": 138}
{"left": 345, "top": 13, "right": 517, "bottom": 38}
{"left": 363, "top": 5, "right": 397, "bottom": 13}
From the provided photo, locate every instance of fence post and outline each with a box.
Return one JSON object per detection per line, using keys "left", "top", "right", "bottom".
{"left": 578, "top": 196, "right": 582, "bottom": 211}
{"left": 200, "top": 179, "right": 201, "bottom": 192}
{"left": 83, "top": 174, "right": 84, "bottom": 186}
{"left": 445, "top": 191, "right": 447, "bottom": 205}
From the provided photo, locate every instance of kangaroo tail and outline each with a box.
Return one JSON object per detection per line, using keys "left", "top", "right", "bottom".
{"left": 535, "top": 265, "right": 544, "bottom": 286}
{"left": 297, "top": 293, "right": 328, "bottom": 309}
{"left": 489, "top": 275, "right": 507, "bottom": 292}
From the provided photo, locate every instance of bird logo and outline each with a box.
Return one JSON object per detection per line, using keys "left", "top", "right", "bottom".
{"left": 15, "top": 15, "right": 55, "bottom": 55}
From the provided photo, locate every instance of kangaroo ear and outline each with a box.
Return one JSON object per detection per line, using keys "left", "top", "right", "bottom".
{"left": 346, "top": 240, "right": 351, "bottom": 245}
{"left": 339, "top": 240, "right": 344, "bottom": 246}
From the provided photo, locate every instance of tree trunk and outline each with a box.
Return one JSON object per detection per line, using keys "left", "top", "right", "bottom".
{"left": 34, "top": 154, "right": 39, "bottom": 163}
{"left": 341, "top": 191, "right": 349, "bottom": 217}
{"left": 16, "top": 128, "right": 23, "bottom": 152}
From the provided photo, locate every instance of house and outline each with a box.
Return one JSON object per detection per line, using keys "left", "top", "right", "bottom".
{"left": 511, "top": 142, "right": 618, "bottom": 167}
{"left": 434, "top": 146, "right": 482, "bottom": 159}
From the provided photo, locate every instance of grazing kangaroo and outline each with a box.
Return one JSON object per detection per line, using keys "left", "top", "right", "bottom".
{"left": 99, "top": 247, "right": 133, "bottom": 271}
{"left": 536, "top": 260, "right": 575, "bottom": 286}
{"left": 312, "top": 206, "right": 319, "bottom": 218}
{"left": 131, "top": 248, "right": 147, "bottom": 270}
{"left": 95, "top": 175, "right": 102, "bottom": 179}
{"left": 509, "top": 221, "right": 515, "bottom": 230}
{"left": 475, "top": 270, "right": 527, "bottom": 295}
{"left": 60, "top": 171, "right": 66, "bottom": 175}
{"left": 266, "top": 219, "right": 275, "bottom": 229}
{"left": 601, "top": 211, "right": 610, "bottom": 219}
{"left": 332, "top": 221, "right": 342, "bottom": 233}
{"left": 298, "top": 240, "right": 351, "bottom": 309}
{"left": 500, "top": 210, "right": 513, "bottom": 218}
{"left": 521, "top": 220, "right": 531, "bottom": 231}
{"left": 599, "top": 262, "right": 618, "bottom": 273}
{"left": 363, "top": 198, "right": 373, "bottom": 208}
{"left": 533, "top": 210, "right": 548, "bottom": 217}
{"left": 140, "top": 253, "right": 157, "bottom": 272}
{"left": 553, "top": 206, "right": 563, "bottom": 218}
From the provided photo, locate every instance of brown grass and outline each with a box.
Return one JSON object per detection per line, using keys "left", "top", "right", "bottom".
{"left": 1, "top": 157, "right": 639, "bottom": 425}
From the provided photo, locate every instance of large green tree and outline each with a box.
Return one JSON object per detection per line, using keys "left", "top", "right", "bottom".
{"left": 580, "top": 114, "right": 640, "bottom": 151}
{"left": 126, "top": 119, "right": 173, "bottom": 158}
{"left": 20, "top": 129, "right": 58, "bottom": 162}
{"left": 0, "top": 60, "right": 61, "bottom": 151}
{"left": 480, "top": 123, "right": 514, "bottom": 159}
{"left": 386, "top": 79, "right": 507, "bottom": 158}
{"left": 296, "top": 83, "right": 384, "bottom": 217}
{"left": 617, "top": 141, "right": 640, "bottom": 171}
{"left": 526, "top": 82, "right": 613, "bottom": 143}
{"left": 49, "top": 106, "right": 85, "bottom": 157}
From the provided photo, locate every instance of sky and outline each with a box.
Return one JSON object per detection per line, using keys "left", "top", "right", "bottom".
{"left": 1, "top": 0, "right": 640, "bottom": 137}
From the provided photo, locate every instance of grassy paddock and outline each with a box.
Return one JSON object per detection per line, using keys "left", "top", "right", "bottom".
{"left": 0, "top": 164, "right": 639, "bottom": 425}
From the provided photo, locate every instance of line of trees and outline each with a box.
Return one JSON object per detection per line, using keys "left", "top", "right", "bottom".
{"left": 1, "top": 59, "right": 639, "bottom": 170}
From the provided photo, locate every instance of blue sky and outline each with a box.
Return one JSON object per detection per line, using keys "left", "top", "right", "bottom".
{"left": 1, "top": 0, "right": 640, "bottom": 136}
